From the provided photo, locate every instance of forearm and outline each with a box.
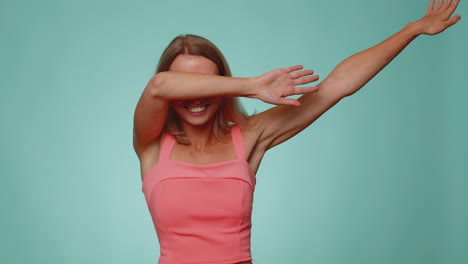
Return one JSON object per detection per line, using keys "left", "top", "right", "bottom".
{"left": 331, "top": 22, "right": 421, "bottom": 96}
{"left": 150, "top": 71, "right": 257, "bottom": 100}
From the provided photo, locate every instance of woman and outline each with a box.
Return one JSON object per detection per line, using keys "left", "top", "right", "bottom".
{"left": 133, "top": 1, "right": 461, "bottom": 263}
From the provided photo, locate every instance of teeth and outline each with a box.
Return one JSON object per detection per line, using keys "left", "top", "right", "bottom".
{"left": 188, "top": 105, "right": 206, "bottom": 113}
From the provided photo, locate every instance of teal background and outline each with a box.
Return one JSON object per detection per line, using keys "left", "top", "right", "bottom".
{"left": 1, "top": 0, "right": 467, "bottom": 263}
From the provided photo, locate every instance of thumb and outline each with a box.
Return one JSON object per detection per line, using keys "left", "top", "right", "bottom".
{"left": 278, "top": 97, "right": 301, "bottom": 106}
{"left": 447, "top": 14, "right": 461, "bottom": 26}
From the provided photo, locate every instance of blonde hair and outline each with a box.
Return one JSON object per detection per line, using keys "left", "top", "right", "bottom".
{"left": 156, "top": 34, "right": 249, "bottom": 145}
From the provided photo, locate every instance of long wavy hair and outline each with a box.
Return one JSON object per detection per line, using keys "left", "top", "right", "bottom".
{"left": 155, "top": 34, "right": 249, "bottom": 145}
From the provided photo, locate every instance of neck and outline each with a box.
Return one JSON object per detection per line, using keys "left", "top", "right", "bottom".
{"left": 181, "top": 120, "right": 218, "bottom": 150}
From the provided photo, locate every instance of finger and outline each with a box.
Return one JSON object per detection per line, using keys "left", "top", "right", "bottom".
{"left": 283, "top": 65, "right": 303, "bottom": 73}
{"left": 278, "top": 97, "right": 301, "bottom": 106}
{"left": 293, "top": 75, "right": 320, "bottom": 86}
{"left": 446, "top": 0, "right": 460, "bottom": 16}
{"left": 442, "top": 0, "right": 455, "bottom": 10}
{"left": 426, "top": 0, "right": 435, "bottom": 14}
{"left": 446, "top": 13, "right": 462, "bottom": 27}
{"left": 289, "top": 69, "right": 314, "bottom": 79}
{"left": 291, "top": 86, "right": 319, "bottom": 95}
{"left": 440, "top": 0, "right": 452, "bottom": 10}
{"left": 434, "top": 0, "right": 444, "bottom": 10}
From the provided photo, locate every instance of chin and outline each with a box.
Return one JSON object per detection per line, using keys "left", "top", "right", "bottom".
{"left": 185, "top": 117, "right": 213, "bottom": 127}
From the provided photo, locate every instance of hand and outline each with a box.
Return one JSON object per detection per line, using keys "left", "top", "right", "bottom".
{"left": 253, "top": 65, "right": 319, "bottom": 106}
{"left": 412, "top": 0, "right": 462, "bottom": 35}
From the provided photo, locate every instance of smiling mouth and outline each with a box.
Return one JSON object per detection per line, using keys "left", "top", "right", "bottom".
{"left": 184, "top": 104, "right": 210, "bottom": 113}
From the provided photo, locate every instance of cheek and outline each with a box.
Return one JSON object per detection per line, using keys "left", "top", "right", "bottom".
{"left": 171, "top": 101, "right": 184, "bottom": 108}
{"left": 210, "top": 97, "right": 222, "bottom": 106}
{"left": 211, "top": 101, "right": 221, "bottom": 112}
{"left": 210, "top": 98, "right": 222, "bottom": 110}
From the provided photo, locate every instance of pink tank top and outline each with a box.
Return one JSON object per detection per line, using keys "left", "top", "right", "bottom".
{"left": 141, "top": 125, "right": 256, "bottom": 264}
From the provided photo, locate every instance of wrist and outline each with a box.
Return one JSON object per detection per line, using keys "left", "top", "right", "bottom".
{"left": 405, "top": 21, "right": 424, "bottom": 37}
{"left": 242, "top": 77, "right": 259, "bottom": 99}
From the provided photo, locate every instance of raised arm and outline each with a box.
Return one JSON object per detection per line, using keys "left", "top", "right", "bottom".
{"left": 333, "top": 0, "right": 461, "bottom": 97}
{"left": 133, "top": 67, "right": 318, "bottom": 158}
{"left": 252, "top": 0, "right": 462, "bottom": 150}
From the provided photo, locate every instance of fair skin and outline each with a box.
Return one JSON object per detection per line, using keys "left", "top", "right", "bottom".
{"left": 134, "top": 55, "right": 320, "bottom": 177}
{"left": 134, "top": 0, "right": 461, "bottom": 183}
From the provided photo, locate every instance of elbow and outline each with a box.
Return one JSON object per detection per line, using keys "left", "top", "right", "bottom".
{"left": 342, "top": 83, "right": 366, "bottom": 97}
{"left": 334, "top": 83, "right": 354, "bottom": 98}
{"left": 327, "top": 73, "right": 353, "bottom": 98}
{"left": 338, "top": 81, "right": 360, "bottom": 97}
{"left": 342, "top": 87, "right": 355, "bottom": 97}
{"left": 149, "top": 72, "right": 168, "bottom": 98}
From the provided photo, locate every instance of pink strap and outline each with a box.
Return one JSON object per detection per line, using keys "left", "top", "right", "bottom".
{"left": 231, "top": 125, "right": 246, "bottom": 160}
{"left": 159, "top": 133, "right": 176, "bottom": 160}
{"left": 160, "top": 127, "right": 246, "bottom": 161}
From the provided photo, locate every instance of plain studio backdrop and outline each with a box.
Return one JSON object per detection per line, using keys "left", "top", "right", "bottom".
{"left": 1, "top": 0, "right": 467, "bottom": 263}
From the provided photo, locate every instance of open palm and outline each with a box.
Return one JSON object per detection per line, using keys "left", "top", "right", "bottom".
{"left": 254, "top": 65, "right": 319, "bottom": 106}
{"left": 415, "top": 0, "right": 461, "bottom": 35}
